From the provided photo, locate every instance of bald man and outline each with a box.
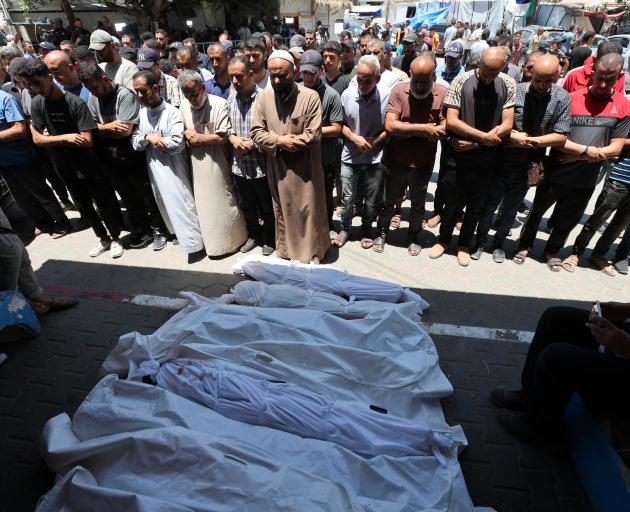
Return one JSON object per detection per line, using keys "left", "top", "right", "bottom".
{"left": 517, "top": 53, "right": 630, "bottom": 272}
{"left": 430, "top": 47, "right": 516, "bottom": 267}
{"left": 472, "top": 55, "right": 571, "bottom": 263}
{"left": 251, "top": 51, "right": 330, "bottom": 263}
{"left": 44, "top": 50, "right": 90, "bottom": 102}
{"left": 375, "top": 53, "right": 447, "bottom": 255}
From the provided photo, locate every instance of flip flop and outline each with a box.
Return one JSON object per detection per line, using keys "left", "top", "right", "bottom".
{"left": 51, "top": 230, "right": 70, "bottom": 239}
{"left": 408, "top": 243, "right": 421, "bottom": 256}
{"left": 512, "top": 250, "right": 528, "bottom": 265}
{"left": 372, "top": 237, "right": 385, "bottom": 253}
{"left": 333, "top": 230, "right": 349, "bottom": 247}
{"left": 561, "top": 256, "right": 579, "bottom": 273}
{"left": 26, "top": 299, "right": 50, "bottom": 316}
{"left": 35, "top": 296, "right": 79, "bottom": 312}
{"left": 360, "top": 238, "right": 374, "bottom": 249}
{"left": 390, "top": 214, "right": 401, "bottom": 229}
{"left": 545, "top": 256, "right": 563, "bottom": 272}
{"left": 589, "top": 256, "right": 617, "bottom": 277}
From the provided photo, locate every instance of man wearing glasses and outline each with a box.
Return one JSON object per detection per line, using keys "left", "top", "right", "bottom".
{"left": 44, "top": 50, "right": 89, "bottom": 102}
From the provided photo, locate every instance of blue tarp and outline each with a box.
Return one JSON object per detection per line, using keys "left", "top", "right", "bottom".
{"left": 409, "top": 6, "right": 450, "bottom": 29}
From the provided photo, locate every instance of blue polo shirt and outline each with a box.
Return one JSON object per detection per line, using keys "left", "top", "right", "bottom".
{"left": 204, "top": 76, "right": 231, "bottom": 100}
{"left": 0, "top": 90, "right": 37, "bottom": 166}
{"left": 58, "top": 81, "right": 90, "bottom": 103}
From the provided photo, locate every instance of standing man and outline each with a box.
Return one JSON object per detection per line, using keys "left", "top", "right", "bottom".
{"left": 392, "top": 33, "right": 418, "bottom": 75}
{"left": 334, "top": 55, "right": 389, "bottom": 249}
{"left": 244, "top": 38, "right": 271, "bottom": 89}
{"left": 516, "top": 54, "right": 630, "bottom": 271}
{"left": 304, "top": 30, "right": 316, "bottom": 51}
{"left": 21, "top": 59, "right": 124, "bottom": 258}
{"left": 322, "top": 41, "right": 351, "bottom": 96}
{"left": 227, "top": 56, "right": 275, "bottom": 255}
{"left": 340, "top": 39, "right": 358, "bottom": 79}
{"left": 472, "top": 55, "right": 571, "bottom": 263}
{"left": 44, "top": 50, "right": 90, "bottom": 102}
{"left": 563, "top": 41, "right": 625, "bottom": 94}
{"left": 130, "top": 70, "right": 205, "bottom": 258}
{"left": 435, "top": 41, "right": 465, "bottom": 84}
{"left": 78, "top": 61, "right": 158, "bottom": 251}
{"left": 375, "top": 54, "right": 446, "bottom": 255}
{"left": 205, "top": 43, "right": 231, "bottom": 99}
{"left": 443, "top": 20, "right": 457, "bottom": 51}
{"left": 49, "top": 18, "right": 71, "bottom": 47}
{"left": 136, "top": 47, "right": 181, "bottom": 107}
{"left": 154, "top": 29, "right": 170, "bottom": 59}
{"left": 429, "top": 47, "right": 516, "bottom": 266}
{"left": 177, "top": 46, "right": 212, "bottom": 82}
{"left": 569, "top": 32, "right": 595, "bottom": 70}
{"left": 360, "top": 38, "right": 402, "bottom": 90}
{"left": 251, "top": 50, "right": 330, "bottom": 263}
{"left": 183, "top": 38, "right": 211, "bottom": 72}
{"left": 300, "top": 49, "right": 343, "bottom": 237}
{"left": 178, "top": 70, "right": 247, "bottom": 257}
{"left": 90, "top": 30, "right": 138, "bottom": 90}
{"left": 70, "top": 18, "right": 90, "bottom": 47}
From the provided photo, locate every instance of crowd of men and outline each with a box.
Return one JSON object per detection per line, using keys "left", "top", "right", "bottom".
{"left": 0, "top": 18, "right": 629, "bottom": 286}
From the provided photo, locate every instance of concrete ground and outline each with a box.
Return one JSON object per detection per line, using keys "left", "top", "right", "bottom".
{"left": 1, "top": 168, "right": 625, "bottom": 511}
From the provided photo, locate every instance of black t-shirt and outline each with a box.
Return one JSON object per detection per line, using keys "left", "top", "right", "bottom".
{"left": 30, "top": 91, "right": 96, "bottom": 136}
{"left": 71, "top": 28, "right": 91, "bottom": 46}
{"left": 569, "top": 46, "right": 591, "bottom": 70}
{"left": 474, "top": 81, "right": 500, "bottom": 133}
{"left": 324, "top": 72, "right": 351, "bottom": 97}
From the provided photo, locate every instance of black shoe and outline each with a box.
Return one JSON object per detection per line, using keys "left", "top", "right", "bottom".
{"left": 153, "top": 231, "right": 167, "bottom": 251}
{"left": 261, "top": 244, "right": 274, "bottom": 256}
{"left": 470, "top": 246, "right": 484, "bottom": 260}
{"left": 497, "top": 410, "right": 566, "bottom": 453}
{"left": 614, "top": 258, "right": 628, "bottom": 275}
{"left": 130, "top": 232, "right": 152, "bottom": 249}
{"left": 240, "top": 238, "right": 257, "bottom": 253}
{"left": 490, "top": 388, "right": 526, "bottom": 412}
{"left": 188, "top": 248, "right": 207, "bottom": 264}
{"left": 492, "top": 248, "right": 506, "bottom": 263}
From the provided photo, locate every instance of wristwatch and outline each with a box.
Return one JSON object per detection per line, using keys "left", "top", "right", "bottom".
{"left": 581, "top": 145, "right": 590, "bottom": 156}
{"left": 472, "top": 142, "right": 480, "bottom": 150}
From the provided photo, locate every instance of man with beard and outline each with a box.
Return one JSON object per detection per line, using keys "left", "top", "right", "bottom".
{"left": 392, "top": 33, "right": 419, "bottom": 75}
{"left": 178, "top": 69, "right": 247, "bottom": 256}
{"left": 244, "top": 38, "right": 272, "bottom": 90}
{"left": 374, "top": 54, "right": 446, "bottom": 256}
{"left": 340, "top": 40, "right": 357, "bottom": 79}
{"left": 435, "top": 41, "right": 465, "bottom": 84}
{"left": 177, "top": 45, "right": 212, "bottom": 82}
{"left": 130, "top": 70, "right": 204, "bottom": 259}
{"left": 471, "top": 55, "right": 571, "bottom": 264}
{"left": 251, "top": 50, "right": 330, "bottom": 263}
{"left": 136, "top": 47, "right": 181, "bottom": 107}
{"left": 205, "top": 43, "right": 231, "bottom": 99}
{"left": 155, "top": 29, "right": 170, "bottom": 59}
{"left": 90, "top": 29, "right": 138, "bottom": 89}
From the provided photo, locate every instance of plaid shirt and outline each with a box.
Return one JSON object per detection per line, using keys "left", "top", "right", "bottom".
{"left": 227, "top": 87, "right": 267, "bottom": 179}
{"left": 159, "top": 71, "right": 181, "bottom": 108}
{"left": 514, "top": 82, "right": 571, "bottom": 136}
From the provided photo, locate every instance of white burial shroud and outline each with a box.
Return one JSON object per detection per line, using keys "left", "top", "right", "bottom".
{"left": 232, "top": 253, "right": 430, "bottom": 315}
{"left": 133, "top": 357, "right": 461, "bottom": 461}
{"left": 37, "top": 375, "right": 477, "bottom": 512}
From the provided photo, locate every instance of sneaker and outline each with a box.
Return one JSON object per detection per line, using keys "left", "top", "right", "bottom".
{"left": 470, "top": 246, "right": 484, "bottom": 260}
{"left": 496, "top": 410, "right": 566, "bottom": 453}
{"left": 490, "top": 388, "right": 526, "bottom": 412}
{"left": 129, "top": 232, "right": 152, "bottom": 249}
{"left": 261, "top": 244, "right": 274, "bottom": 256}
{"left": 457, "top": 249, "right": 470, "bottom": 267}
{"left": 153, "top": 232, "right": 167, "bottom": 251}
{"left": 110, "top": 240, "right": 124, "bottom": 259}
{"left": 240, "top": 237, "right": 257, "bottom": 253}
{"left": 429, "top": 243, "right": 447, "bottom": 259}
{"left": 492, "top": 248, "right": 506, "bottom": 263}
{"left": 89, "top": 239, "right": 111, "bottom": 258}
{"left": 613, "top": 258, "right": 628, "bottom": 275}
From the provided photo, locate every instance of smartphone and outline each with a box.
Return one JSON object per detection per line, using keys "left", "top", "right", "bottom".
{"left": 589, "top": 301, "right": 605, "bottom": 353}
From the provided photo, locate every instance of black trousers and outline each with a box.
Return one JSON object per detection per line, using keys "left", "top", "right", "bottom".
{"left": 616, "top": 227, "right": 630, "bottom": 262}
{"left": 433, "top": 145, "right": 457, "bottom": 217}
{"left": 378, "top": 163, "right": 432, "bottom": 243}
{"left": 323, "top": 163, "right": 336, "bottom": 230}
{"left": 476, "top": 164, "right": 529, "bottom": 250}
{"left": 57, "top": 150, "right": 123, "bottom": 240}
{"left": 518, "top": 180, "right": 593, "bottom": 255}
{"left": 0, "top": 159, "right": 69, "bottom": 232}
{"left": 439, "top": 148, "right": 496, "bottom": 248}
{"left": 521, "top": 307, "right": 630, "bottom": 434}
{"left": 0, "top": 177, "right": 35, "bottom": 245}
{"left": 40, "top": 147, "right": 70, "bottom": 205}
{"left": 234, "top": 174, "right": 275, "bottom": 246}
{"left": 572, "top": 179, "right": 630, "bottom": 258}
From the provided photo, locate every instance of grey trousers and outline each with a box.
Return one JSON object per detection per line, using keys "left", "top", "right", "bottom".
{"left": 0, "top": 232, "right": 43, "bottom": 300}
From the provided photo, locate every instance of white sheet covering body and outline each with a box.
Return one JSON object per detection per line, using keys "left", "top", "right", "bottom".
{"left": 142, "top": 358, "right": 460, "bottom": 460}
{"left": 101, "top": 295, "right": 462, "bottom": 439}
{"left": 232, "top": 254, "right": 429, "bottom": 314}
{"left": 219, "top": 280, "right": 421, "bottom": 320}
{"left": 38, "top": 375, "right": 476, "bottom": 512}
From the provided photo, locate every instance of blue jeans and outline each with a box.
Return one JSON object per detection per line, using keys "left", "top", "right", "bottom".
{"left": 339, "top": 162, "right": 383, "bottom": 235}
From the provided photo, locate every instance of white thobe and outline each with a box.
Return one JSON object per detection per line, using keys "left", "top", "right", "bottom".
{"left": 131, "top": 100, "right": 204, "bottom": 254}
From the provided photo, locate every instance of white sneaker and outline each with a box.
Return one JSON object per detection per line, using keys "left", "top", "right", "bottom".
{"left": 110, "top": 240, "right": 124, "bottom": 259}
{"left": 89, "top": 239, "right": 111, "bottom": 257}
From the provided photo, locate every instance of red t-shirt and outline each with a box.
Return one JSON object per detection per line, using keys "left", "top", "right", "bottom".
{"left": 562, "top": 56, "right": 625, "bottom": 94}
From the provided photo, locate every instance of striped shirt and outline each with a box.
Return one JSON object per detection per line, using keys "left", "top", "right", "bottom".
{"left": 610, "top": 155, "right": 630, "bottom": 184}
{"left": 514, "top": 82, "right": 571, "bottom": 136}
{"left": 159, "top": 71, "right": 181, "bottom": 107}
{"left": 227, "top": 87, "right": 267, "bottom": 179}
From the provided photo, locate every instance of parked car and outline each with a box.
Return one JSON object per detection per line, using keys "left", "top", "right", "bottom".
{"left": 520, "top": 25, "right": 566, "bottom": 48}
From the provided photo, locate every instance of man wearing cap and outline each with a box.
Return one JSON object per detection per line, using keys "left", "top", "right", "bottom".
{"left": 38, "top": 42, "right": 56, "bottom": 59}
{"left": 436, "top": 41, "right": 465, "bottom": 84}
{"left": 205, "top": 43, "right": 232, "bottom": 99}
{"left": 137, "top": 47, "right": 181, "bottom": 107}
{"left": 177, "top": 45, "right": 212, "bottom": 83}
{"left": 168, "top": 41, "right": 183, "bottom": 62}
{"left": 322, "top": 41, "right": 351, "bottom": 96}
{"left": 301, "top": 49, "right": 343, "bottom": 237}
{"left": 244, "top": 38, "right": 272, "bottom": 90}
{"left": 119, "top": 45, "right": 137, "bottom": 64}
{"left": 131, "top": 70, "right": 205, "bottom": 258}
{"left": 392, "top": 33, "right": 418, "bottom": 75}
{"left": 49, "top": 18, "right": 71, "bottom": 47}
{"left": 289, "top": 34, "right": 306, "bottom": 50}
{"left": 90, "top": 29, "right": 138, "bottom": 90}
{"left": 251, "top": 49, "right": 330, "bottom": 264}
{"left": 340, "top": 39, "right": 358, "bottom": 79}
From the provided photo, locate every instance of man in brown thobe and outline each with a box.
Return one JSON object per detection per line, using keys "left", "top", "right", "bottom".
{"left": 251, "top": 50, "right": 330, "bottom": 263}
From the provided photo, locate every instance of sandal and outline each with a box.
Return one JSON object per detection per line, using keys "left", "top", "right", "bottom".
{"left": 588, "top": 256, "right": 617, "bottom": 277}
{"left": 35, "top": 296, "right": 79, "bottom": 312}
{"left": 561, "top": 255, "right": 579, "bottom": 273}
{"left": 333, "top": 230, "right": 349, "bottom": 247}
{"left": 513, "top": 250, "right": 528, "bottom": 265}
{"left": 390, "top": 214, "right": 401, "bottom": 229}
{"left": 545, "top": 255, "right": 563, "bottom": 272}
{"left": 372, "top": 237, "right": 386, "bottom": 253}
{"left": 26, "top": 299, "right": 50, "bottom": 316}
{"left": 360, "top": 238, "right": 374, "bottom": 249}
{"left": 408, "top": 243, "right": 421, "bottom": 256}
{"left": 51, "top": 230, "right": 70, "bottom": 240}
